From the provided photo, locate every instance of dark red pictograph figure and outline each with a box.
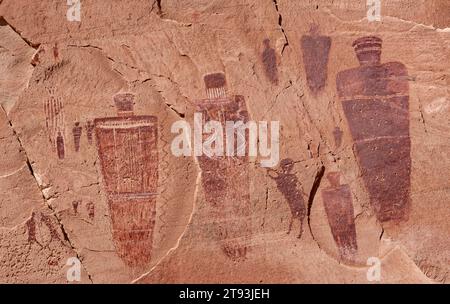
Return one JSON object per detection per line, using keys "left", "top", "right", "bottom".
{"left": 56, "top": 132, "right": 65, "bottom": 159}
{"left": 86, "top": 121, "right": 95, "bottom": 145}
{"left": 301, "top": 25, "right": 331, "bottom": 94}
{"left": 195, "top": 73, "right": 252, "bottom": 262}
{"left": 72, "top": 200, "right": 80, "bottom": 215}
{"left": 267, "top": 158, "right": 307, "bottom": 238}
{"left": 72, "top": 122, "right": 82, "bottom": 152}
{"left": 26, "top": 212, "right": 64, "bottom": 247}
{"left": 94, "top": 93, "right": 158, "bottom": 268}
{"left": 53, "top": 43, "right": 59, "bottom": 60}
{"left": 321, "top": 172, "right": 358, "bottom": 262}
{"left": 333, "top": 126, "right": 343, "bottom": 149}
{"left": 262, "top": 39, "right": 279, "bottom": 85}
{"left": 336, "top": 36, "right": 411, "bottom": 223}
{"left": 86, "top": 202, "right": 95, "bottom": 220}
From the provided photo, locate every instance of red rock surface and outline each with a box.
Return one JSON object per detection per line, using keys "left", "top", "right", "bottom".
{"left": 0, "top": 0, "right": 448, "bottom": 283}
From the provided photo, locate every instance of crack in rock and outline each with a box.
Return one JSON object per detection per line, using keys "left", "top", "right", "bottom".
{"left": 272, "top": 0, "right": 289, "bottom": 54}
{"left": 0, "top": 16, "right": 39, "bottom": 49}
{"left": 306, "top": 164, "right": 325, "bottom": 245}
{"left": 0, "top": 105, "right": 93, "bottom": 283}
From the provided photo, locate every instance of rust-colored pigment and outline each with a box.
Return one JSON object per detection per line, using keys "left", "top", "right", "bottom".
{"left": 86, "top": 202, "right": 95, "bottom": 220}
{"left": 44, "top": 88, "right": 65, "bottom": 159}
{"left": 86, "top": 120, "right": 95, "bottom": 145}
{"left": 301, "top": 26, "right": 331, "bottom": 94}
{"left": 56, "top": 131, "right": 65, "bottom": 159}
{"left": 321, "top": 172, "right": 358, "bottom": 263}
{"left": 72, "top": 122, "right": 82, "bottom": 152}
{"left": 195, "top": 73, "right": 252, "bottom": 262}
{"left": 333, "top": 127, "right": 343, "bottom": 149}
{"left": 268, "top": 158, "right": 306, "bottom": 238}
{"left": 72, "top": 200, "right": 80, "bottom": 215}
{"left": 94, "top": 93, "right": 158, "bottom": 268}
{"left": 262, "top": 39, "right": 279, "bottom": 85}
{"left": 336, "top": 36, "right": 411, "bottom": 223}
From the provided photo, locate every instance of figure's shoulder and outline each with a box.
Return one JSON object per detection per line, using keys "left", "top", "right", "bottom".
{"left": 384, "top": 61, "right": 408, "bottom": 76}
{"left": 337, "top": 66, "right": 362, "bottom": 82}
{"left": 336, "top": 66, "right": 360, "bottom": 93}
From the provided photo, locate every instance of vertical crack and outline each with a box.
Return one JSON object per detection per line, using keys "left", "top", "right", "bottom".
{"left": 0, "top": 105, "right": 93, "bottom": 283}
{"left": 306, "top": 164, "right": 325, "bottom": 242}
{"left": 272, "top": 0, "right": 289, "bottom": 54}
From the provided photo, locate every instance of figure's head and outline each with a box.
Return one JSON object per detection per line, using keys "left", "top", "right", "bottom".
{"left": 352, "top": 36, "right": 382, "bottom": 66}
{"left": 114, "top": 93, "right": 135, "bottom": 116}
{"left": 204, "top": 73, "right": 227, "bottom": 99}
{"left": 263, "top": 38, "right": 271, "bottom": 48}
{"left": 309, "top": 23, "right": 319, "bottom": 36}
{"left": 326, "top": 172, "right": 341, "bottom": 187}
{"left": 280, "top": 158, "right": 294, "bottom": 173}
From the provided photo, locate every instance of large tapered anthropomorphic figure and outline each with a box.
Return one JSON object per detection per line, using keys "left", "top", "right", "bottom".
{"left": 336, "top": 36, "right": 411, "bottom": 223}
{"left": 94, "top": 93, "right": 158, "bottom": 268}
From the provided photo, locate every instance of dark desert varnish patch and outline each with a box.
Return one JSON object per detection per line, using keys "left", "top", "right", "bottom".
{"left": 301, "top": 25, "right": 331, "bottom": 94}
{"left": 321, "top": 172, "right": 358, "bottom": 263}
{"left": 262, "top": 39, "right": 279, "bottom": 85}
{"left": 267, "top": 158, "right": 307, "bottom": 238}
{"left": 94, "top": 93, "right": 158, "bottom": 268}
{"left": 336, "top": 36, "right": 411, "bottom": 223}
{"left": 194, "top": 73, "right": 252, "bottom": 262}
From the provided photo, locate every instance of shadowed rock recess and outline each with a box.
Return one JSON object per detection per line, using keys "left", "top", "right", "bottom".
{"left": 0, "top": 0, "right": 449, "bottom": 283}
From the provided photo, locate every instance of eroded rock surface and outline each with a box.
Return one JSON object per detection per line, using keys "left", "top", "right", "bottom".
{"left": 0, "top": 0, "right": 448, "bottom": 283}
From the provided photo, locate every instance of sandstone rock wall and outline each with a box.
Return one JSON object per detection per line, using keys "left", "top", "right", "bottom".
{"left": 0, "top": 0, "right": 448, "bottom": 283}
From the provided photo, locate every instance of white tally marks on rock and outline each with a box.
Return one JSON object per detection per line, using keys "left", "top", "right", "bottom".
{"left": 171, "top": 113, "right": 280, "bottom": 168}
{"left": 206, "top": 87, "right": 227, "bottom": 100}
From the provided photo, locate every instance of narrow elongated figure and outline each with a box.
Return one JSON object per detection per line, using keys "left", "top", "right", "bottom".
{"left": 321, "top": 172, "right": 358, "bottom": 262}
{"left": 262, "top": 39, "right": 279, "bottom": 85}
{"left": 195, "top": 73, "right": 252, "bottom": 261}
{"left": 72, "top": 122, "right": 82, "bottom": 152}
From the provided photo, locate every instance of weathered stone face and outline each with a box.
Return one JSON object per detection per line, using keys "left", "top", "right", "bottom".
{"left": 0, "top": 0, "right": 448, "bottom": 283}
